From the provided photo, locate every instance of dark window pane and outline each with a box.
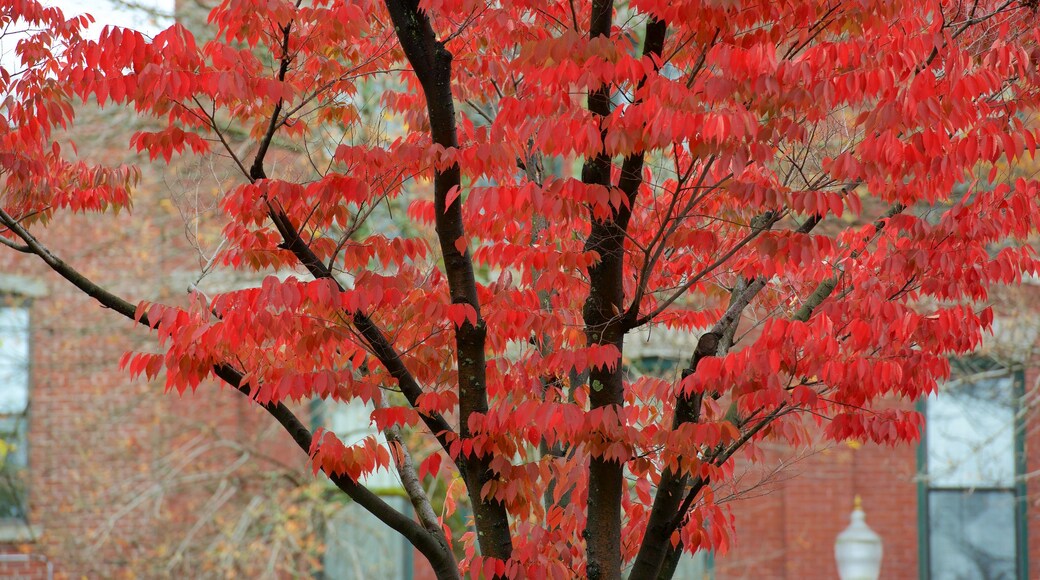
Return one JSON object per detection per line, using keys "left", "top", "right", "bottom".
{"left": 632, "top": 356, "right": 680, "bottom": 378}
{"left": 928, "top": 490, "right": 1016, "bottom": 580}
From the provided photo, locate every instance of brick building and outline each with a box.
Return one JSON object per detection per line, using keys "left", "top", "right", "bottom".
{"left": 623, "top": 290, "right": 1040, "bottom": 579}
{"left": 548, "top": 303, "right": 1040, "bottom": 580}
{"left": 0, "top": 106, "right": 320, "bottom": 577}
{"left": 711, "top": 299, "right": 1040, "bottom": 579}
{"left": 4, "top": 270, "right": 1036, "bottom": 580}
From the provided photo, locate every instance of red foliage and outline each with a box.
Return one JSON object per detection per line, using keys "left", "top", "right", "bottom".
{"left": 3, "top": 0, "right": 1040, "bottom": 576}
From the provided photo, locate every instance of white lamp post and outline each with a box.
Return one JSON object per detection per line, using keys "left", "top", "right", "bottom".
{"left": 835, "top": 495, "right": 883, "bottom": 580}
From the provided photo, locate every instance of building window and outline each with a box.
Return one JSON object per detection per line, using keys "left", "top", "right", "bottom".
{"left": 631, "top": 355, "right": 682, "bottom": 378}
{"left": 323, "top": 494, "right": 414, "bottom": 580}
{"left": 919, "top": 358, "right": 1027, "bottom": 580}
{"left": 0, "top": 303, "right": 29, "bottom": 521}
{"left": 321, "top": 399, "right": 413, "bottom": 578}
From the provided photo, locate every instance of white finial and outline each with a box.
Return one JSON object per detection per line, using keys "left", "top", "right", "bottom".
{"left": 835, "top": 496, "right": 883, "bottom": 580}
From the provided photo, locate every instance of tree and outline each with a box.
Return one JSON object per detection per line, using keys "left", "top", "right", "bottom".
{"left": 2, "top": 0, "right": 1039, "bottom": 576}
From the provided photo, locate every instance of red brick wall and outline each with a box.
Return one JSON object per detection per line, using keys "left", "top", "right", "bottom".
{"left": 718, "top": 299, "right": 1040, "bottom": 579}
{"left": 0, "top": 231, "right": 306, "bottom": 577}
{"left": 0, "top": 103, "right": 315, "bottom": 577}
{"left": 0, "top": 555, "right": 53, "bottom": 580}
{"left": 717, "top": 437, "right": 919, "bottom": 579}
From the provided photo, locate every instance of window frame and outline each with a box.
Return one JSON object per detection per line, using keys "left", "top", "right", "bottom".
{"left": 916, "top": 359, "right": 1028, "bottom": 580}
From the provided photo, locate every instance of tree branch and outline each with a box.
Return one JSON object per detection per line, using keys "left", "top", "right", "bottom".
{"left": 226, "top": 12, "right": 468, "bottom": 571}
{"left": 0, "top": 235, "right": 30, "bottom": 253}
{"left": 581, "top": 14, "right": 667, "bottom": 580}
{"left": 655, "top": 404, "right": 791, "bottom": 579}
{"left": 265, "top": 208, "right": 456, "bottom": 450}
{"left": 0, "top": 206, "right": 459, "bottom": 578}
{"left": 648, "top": 203, "right": 901, "bottom": 578}
{"left": 792, "top": 204, "right": 904, "bottom": 322}
{"left": 632, "top": 211, "right": 822, "bottom": 577}
{"left": 379, "top": 406, "right": 459, "bottom": 578}
{"left": 237, "top": 13, "right": 465, "bottom": 553}
{"left": 629, "top": 210, "right": 781, "bottom": 328}
{"left": 382, "top": 0, "right": 513, "bottom": 561}
{"left": 248, "top": 19, "right": 295, "bottom": 182}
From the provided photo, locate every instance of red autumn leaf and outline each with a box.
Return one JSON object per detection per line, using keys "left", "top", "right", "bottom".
{"left": 3, "top": 0, "right": 1040, "bottom": 576}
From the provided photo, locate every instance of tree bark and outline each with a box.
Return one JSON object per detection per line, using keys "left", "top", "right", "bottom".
{"left": 579, "top": 0, "right": 621, "bottom": 574}
{"left": 628, "top": 332, "right": 719, "bottom": 578}
{"left": 383, "top": 0, "right": 513, "bottom": 562}
{"left": 580, "top": 13, "right": 669, "bottom": 579}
